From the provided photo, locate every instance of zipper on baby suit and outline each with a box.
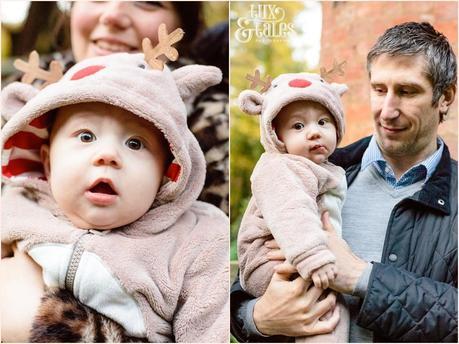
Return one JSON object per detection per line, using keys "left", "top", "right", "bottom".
{"left": 64, "top": 231, "right": 94, "bottom": 293}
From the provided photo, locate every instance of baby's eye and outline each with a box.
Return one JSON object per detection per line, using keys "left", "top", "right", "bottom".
{"left": 126, "top": 138, "right": 144, "bottom": 150}
{"left": 78, "top": 131, "right": 95, "bottom": 143}
{"left": 318, "top": 118, "right": 329, "bottom": 126}
{"left": 293, "top": 122, "right": 304, "bottom": 130}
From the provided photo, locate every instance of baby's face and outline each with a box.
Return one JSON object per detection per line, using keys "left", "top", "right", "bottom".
{"left": 41, "top": 102, "right": 169, "bottom": 230}
{"left": 273, "top": 100, "right": 337, "bottom": 164}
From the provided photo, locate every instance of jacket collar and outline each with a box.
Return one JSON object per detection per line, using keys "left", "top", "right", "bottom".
{"left": 329, "top": 136, "right": 454, "bottom": 215}
{"left": 413, "top": 143, "right": 453, "bottom": 215}
{"left": 329, "top": 136, "right": 371, "bottom": 169}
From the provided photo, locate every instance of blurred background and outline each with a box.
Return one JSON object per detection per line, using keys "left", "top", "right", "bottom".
{"left": 230, "top": 0, "right": 458, "bottom": 277}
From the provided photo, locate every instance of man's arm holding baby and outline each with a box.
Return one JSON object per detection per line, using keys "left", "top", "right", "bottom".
{"left": 233, "top": 213, "right": 366, "bottom": 340}
{"left": 230, "top": 265, "right": 340, "bottom": 341}
{"left": 277, "top": 212, "right": 457, "bottom": 341}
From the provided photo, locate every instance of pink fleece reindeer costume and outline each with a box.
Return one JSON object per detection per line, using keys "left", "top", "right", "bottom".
{"left": 1, "top": 25, "right": 229, "bottom": 342}
{"left": 237, "top": 71, "right": 349, "bottom": 342}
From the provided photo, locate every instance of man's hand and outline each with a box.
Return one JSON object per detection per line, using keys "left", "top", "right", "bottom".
{"left": 253, "top": 268, "right": 340, "bottom": 337}
{"left": 321, "top": 211, "right": 367, "bottom": 294}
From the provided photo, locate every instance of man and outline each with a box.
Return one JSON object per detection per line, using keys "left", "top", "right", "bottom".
{"left": 231, "top": 22, "right": 457, "bottom": 342}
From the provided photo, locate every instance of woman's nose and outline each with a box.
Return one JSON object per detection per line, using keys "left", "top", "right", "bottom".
{"left": 98, "top": 2, "right": 132, "bottom": 30}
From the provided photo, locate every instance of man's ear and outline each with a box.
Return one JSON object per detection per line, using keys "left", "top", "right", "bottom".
{"left": 439, "top": 84, "right": 457, "bottom": 114}
{"left": 40, "top": 145, "right": 51, "bottom": 179}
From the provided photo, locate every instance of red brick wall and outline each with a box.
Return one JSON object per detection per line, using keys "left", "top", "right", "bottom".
{"left": 321, "top": 1, "right": 458, "bottom": 159}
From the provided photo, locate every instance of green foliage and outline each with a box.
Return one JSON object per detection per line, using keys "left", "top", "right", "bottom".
{"left": 230, "top": 1, "right": 312, "bottom": 250}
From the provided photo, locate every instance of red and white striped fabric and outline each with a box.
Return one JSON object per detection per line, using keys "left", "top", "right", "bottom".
{"left": 2, "top": 113, "right": 53, "bottom": 180}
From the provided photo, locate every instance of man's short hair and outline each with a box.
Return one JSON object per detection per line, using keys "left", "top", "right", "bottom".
{"left": 367, "top": 22, "right": 457, "bottom": 121}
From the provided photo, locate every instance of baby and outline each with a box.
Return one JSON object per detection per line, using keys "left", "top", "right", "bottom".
{"left": 237, "top": 72, "right": 349, "bottom": 342}
{"left": 1, "top": 29, "right": 229, "bottom": 342}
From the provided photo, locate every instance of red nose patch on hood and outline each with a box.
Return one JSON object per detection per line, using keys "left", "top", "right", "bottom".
{"left": 288, "top": 79, "right": 311, "bottom": 88}
{"left": 71, "top": 65, "right": 106, "bottom": 80}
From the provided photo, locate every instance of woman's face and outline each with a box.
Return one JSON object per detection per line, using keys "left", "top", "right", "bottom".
{"left": 71, "top": 1, "right": 180, "bottom": 61}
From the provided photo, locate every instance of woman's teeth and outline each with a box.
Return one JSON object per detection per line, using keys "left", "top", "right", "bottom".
{"left": 95, "top": 40, "right": 133, "bottom": 53}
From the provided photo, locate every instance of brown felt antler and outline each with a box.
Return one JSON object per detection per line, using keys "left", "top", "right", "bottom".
{"left": 320, "top": 59, "right": 346, "bottom": 81}
{"left": 142, "top": 23, "right": 185, "bottom": 70}
{"left": 246, "top": 69, "right": 272, "bottom": 93}
{"left": 14, "top": 51, "right": 63, "bottom": 88}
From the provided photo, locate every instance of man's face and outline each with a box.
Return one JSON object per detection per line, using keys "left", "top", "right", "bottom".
{"left": 274, "top": 100, "right": 337, "bottom": 164}
{"left": 41, "top": 103, "right": 169, "bottom": 230}
{"left": 369, "top": 54, "right": 443, "bottom": 162}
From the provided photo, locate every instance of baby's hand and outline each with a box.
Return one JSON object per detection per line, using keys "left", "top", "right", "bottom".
{"left": 311, "top": 263, "right": 336, "bottom": 289}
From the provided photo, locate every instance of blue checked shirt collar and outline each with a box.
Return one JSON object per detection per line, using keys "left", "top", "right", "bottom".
{"left": 361, "top": 136, "right": 444, "bottom": 188}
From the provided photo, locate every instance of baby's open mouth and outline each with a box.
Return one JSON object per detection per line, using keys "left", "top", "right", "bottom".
{"left": 85, "top": 179, "right": 118, "bottom": 206}
{"left": 89, "top": 182, "right": 118, "bottom": 195}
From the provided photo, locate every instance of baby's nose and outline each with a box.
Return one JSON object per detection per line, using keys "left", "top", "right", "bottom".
{"left": 306, "top": 125, "right": 321, "bottom": 140}
{"left": 93, "top": 149, "right": 122, "bottom": 169}
{"left": 307, "top": 131, "right": 321, "bottom": 140}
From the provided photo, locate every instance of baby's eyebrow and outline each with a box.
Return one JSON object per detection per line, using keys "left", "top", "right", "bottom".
{"left": 69, "top": 116, "right": 90, "bottom": 125}
{"left": 286, "top": 114, "right": 305, "bottom": 122}
{"left": 62, "top": 116, "right": 93, "bottom": 129}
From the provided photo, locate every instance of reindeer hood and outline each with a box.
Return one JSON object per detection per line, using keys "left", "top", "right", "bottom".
{"left": 1, "top": 52, "right": 222, "bottom": 234}
{"left": 238, "top": 73, "right": 348, "bottom": 153}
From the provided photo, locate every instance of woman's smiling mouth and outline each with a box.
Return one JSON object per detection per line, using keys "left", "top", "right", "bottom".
{"left": 91, "top": 39, "right": 137, "bottom": 54}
